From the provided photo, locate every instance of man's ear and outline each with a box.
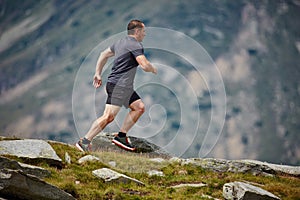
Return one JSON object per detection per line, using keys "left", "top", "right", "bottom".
{"left": 134, "top": 28, "right": 139, "bottom": 35}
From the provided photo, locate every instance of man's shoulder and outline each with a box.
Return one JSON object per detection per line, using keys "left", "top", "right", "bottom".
{"left": 114, "top": 36, "right": 142, "bottom": 50}
{"left": 125, "top": 36, "right": 142, "bottom": 44}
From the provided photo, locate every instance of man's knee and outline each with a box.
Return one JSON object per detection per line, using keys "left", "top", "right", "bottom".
{"left": 105, "top": 112, "right": 115, "bottom": 123}
{"left": 133, "top": 101, "right": 145, "bottom": 115}
{"left": 98, "top": 112, "right": 115, "bottom": 125}
{"left": 139, "top": 103, "right": 145, "bottom": 114}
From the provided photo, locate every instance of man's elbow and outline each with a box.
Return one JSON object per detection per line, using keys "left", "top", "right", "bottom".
{"left": 100, "top": 48, "right": 114, "bottom": 58}
{"left": 100, "top": 51, "right": 109, "bottom": 59}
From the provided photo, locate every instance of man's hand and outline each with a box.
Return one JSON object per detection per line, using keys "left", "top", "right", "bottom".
{"left": 152, "top": 66, "right": 157, "bottom": 74}
{"left": 93, "top": 74, "right": 102, "bottom": 88}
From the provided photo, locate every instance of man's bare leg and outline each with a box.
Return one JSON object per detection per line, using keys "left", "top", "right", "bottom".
{"left": 111, "top": 100, "right": 144, "bottom": 151}
{"left": 76, "top": 104, "right": 121, "bottom": 152}
{"left": 120, "top": 99, "right": 145, "bottom": 133}
{"left": 85, "top": 104, "right": 121, "bottom": 141}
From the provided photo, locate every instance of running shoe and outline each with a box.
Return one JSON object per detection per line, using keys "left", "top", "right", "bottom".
{"left": 112, "top": 135, "right": 136, "bottom": 151}
{"left": 75, "top": 139, "right": 91, "bottom": 152}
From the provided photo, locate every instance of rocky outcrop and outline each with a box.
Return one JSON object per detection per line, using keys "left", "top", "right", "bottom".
{"left": 175, "top": 158, "right": 300, "bottom": 177}
{"left": 223, "top": 181, "right": 280, "bottom": 200}
{"left": 0, "top": 139, "right": 62, "bottom": 168}
{"left": 92, "top": 168, "right": 145, "bottom": 186}
{"left": 91, "top": 132, "right": 172, "bottom": 158}
{"left": 0, "top": 169, "right": 75, "bottom": 200}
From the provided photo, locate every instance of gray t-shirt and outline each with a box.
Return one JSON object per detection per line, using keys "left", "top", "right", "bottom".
{"left": 108, "top": 36, "right": 144, "bottom": 88}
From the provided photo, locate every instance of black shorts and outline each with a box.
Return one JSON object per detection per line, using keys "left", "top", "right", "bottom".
{"left": 106, "top": 82, "right": 141, "bottom": 108}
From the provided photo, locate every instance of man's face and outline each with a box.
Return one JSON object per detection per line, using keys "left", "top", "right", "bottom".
{"left": 136, "top": 24, "right": 146, "bottom": 42}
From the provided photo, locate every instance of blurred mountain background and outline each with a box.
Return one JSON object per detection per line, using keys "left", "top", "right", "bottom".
{"left": 0, "top": 0, "right": 299, "bottom": 165}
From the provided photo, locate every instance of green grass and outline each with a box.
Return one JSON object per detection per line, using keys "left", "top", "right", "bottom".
{"left": 14, "top": 141, "right": 294, "bottom": 200}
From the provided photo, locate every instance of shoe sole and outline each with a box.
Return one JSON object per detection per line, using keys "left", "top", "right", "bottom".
{"left": 112, "top": 139, "right": 136, "bottom": 151}
{"left": 75, "top": 143, "right": 85, "bottom": 152}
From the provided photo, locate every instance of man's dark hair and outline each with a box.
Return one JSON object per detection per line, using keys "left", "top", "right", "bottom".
{"left": 127, "top": 19, "right": 144, "bottom": 35}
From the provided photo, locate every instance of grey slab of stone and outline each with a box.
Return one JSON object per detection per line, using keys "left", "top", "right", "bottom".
{"left": 223, "top": 181, "right": 280, "bottom": 200}
{"left": 92, "top": 168, "right": 145, "bottom": 186}
{"left": 0, "top": 156, "right": 51, "bottom": 178}
{"left": 0, "top": 139, "right": 62, "bottom": 167}
{"left": 0, "top": 169, "right": 75, "bottom": 200}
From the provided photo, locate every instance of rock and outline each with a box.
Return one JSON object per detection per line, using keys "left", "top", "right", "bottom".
{"left": 181, "top": 158, "right": 229, "bottom": 173}
{"left": 75, "top": 180, "right": 80, "bottom": 185}
{"left": 0, "top": 156, "right": 50, "bottom": 178}
{"left": 147, "top": 170, "right": 164, "bottom": 177}
{"left": 180, "top": 158, "right": 299, "bottom": 177}
{"left": 170, "top": 183, "right": 207, "bottom": 189}
{"left": 78, "top": 155, "right": 101, "bottom": 164}
{"left": 149, "top": 158, "right": 166, "bottom": 163}
{"left": 91, "top": 132, "right": 172, "bottom": 158}
{"left": 176, "top": 170, "right": 188, "bottom": 175}
{"left": 223, "top": 181, "right": 280, "bottom": 200}
{"left": 0, "top": 169, "right": 75, "bottom": 200}
{"left": 169, "top": 157, "right": 182, "bottom": 163}
{"left": 65, "top": 152, "right": 71, "bottom": 164}
{"left": 201, "top": 194, "right": 221, "bottom": 200}
{"left": 242, "top": 159, "right": 300, "bottom": 177}
{"left": 92, "top": 168, "right": 145, "bottom": 186}
{"left": 0, "top": 139, "right": 62, "bottom": 167}
{"left": 108, "top": 161, "right": 117, "bottom": 168}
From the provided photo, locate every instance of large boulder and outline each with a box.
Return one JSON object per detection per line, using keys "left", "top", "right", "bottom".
{"left": 0, "top": 169, "right": 75, "bottom": 200}
{"left": 223, "top": 181, "right": 280, "bottom": 200}
{"left": 0, "top": 139, "right": 62, "bottom": 167}
{"left": 91, "top": 132, "right": 172, "bottom": 158}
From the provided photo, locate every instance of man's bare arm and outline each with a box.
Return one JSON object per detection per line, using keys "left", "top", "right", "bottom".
{"left": 93, "top": 47, "right": 114, "bottom": 88}
{"left": 136, "top": 55, "right": 157, "bottom": 74}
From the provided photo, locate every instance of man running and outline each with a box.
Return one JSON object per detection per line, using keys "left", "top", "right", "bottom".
{"left": 76, "top": 19, "right": 157, "bottom": 152}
